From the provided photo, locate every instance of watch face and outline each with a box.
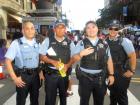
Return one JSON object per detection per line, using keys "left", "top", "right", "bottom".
{"left": 85, "top": 45, "right": 92, "bottom": 48}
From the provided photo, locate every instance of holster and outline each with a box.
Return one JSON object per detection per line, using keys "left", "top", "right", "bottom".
{"left": 75, "top": 64, "right": 82, "bottom": 79}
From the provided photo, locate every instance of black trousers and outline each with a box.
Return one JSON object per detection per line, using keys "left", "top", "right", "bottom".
{"left": 16, "top": 73, "right": 40, "bottom": 105}
{"left": 45, "top": 72, "right": 68, "bottom": 105}
{"left": 78, "top": 74, "right": 107, "bottom": 105}
{"left": 109, "top": 70, "right": 131, "bottom": 105}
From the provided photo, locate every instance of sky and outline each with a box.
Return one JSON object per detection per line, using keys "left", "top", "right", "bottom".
{"left": 62, "top": 0, "right": 104, "bottom": 30}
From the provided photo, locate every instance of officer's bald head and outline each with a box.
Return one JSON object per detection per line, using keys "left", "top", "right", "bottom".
{"left": 22, "top": 21, "right": 34, "bottom": 29}
{"left": 22, "top": 21, "right": 35, "bottom": 40}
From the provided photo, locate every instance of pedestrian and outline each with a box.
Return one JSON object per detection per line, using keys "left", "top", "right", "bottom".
{"left": 71, "top": 20, "right": 114, "bottom": 105}
{"left": 66, "top": 67, "right": 74, "bottom": 97}
{"left": 39, "top": 20, "right": 75, "bottom": 105}
{"left": 0, "top": 39, "right": 7, "bottom": 64}
{"left": 106, "top": 20, "right": 136, "bottom": 105}
{"left": 5, "top": 21, "right": 43, "bottom": 105}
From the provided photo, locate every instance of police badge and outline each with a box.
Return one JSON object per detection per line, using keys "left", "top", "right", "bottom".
{"left": 98, "top": 43, "right": 104, "bottom": 48}
{"left": 62, "top": 41, "right": 67, "bottom": 46}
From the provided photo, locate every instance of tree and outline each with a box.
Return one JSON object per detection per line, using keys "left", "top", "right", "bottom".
{"left": 96, "top": 2, "right": 123, "bottom": 28}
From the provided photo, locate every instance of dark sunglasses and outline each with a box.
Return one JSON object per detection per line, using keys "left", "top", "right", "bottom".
{"left": 109, "top": 27, "right": 119, "bottom": 31}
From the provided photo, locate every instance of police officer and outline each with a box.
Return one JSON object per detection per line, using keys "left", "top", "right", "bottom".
{"left": 72, "top": 21, "right": 114, "bottom": 105}
{"left": 106, "top": 20, "right": 136, "bottom": 105}
{"left": 5, "top": 21, "right": 41, "bottom": 105}
{"left": 39, "top": 20, "right": 75, "bottom": 105}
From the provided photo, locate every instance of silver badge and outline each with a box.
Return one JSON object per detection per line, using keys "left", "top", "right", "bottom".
{"left": 62, "top": 41, "right": 67, "bottom": 45}
{"left": 98, "top": 43, "right": 104, "bottom": 48}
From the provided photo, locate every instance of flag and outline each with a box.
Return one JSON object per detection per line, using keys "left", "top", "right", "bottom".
{"left": 123, "top": 6, "right": 128, "bottom": 16}
{"left": 32, "top": 0, "right": 37, "bottom": 4}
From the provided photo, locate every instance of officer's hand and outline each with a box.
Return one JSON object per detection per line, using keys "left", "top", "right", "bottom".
{"left": 80, "top": 47, "right": 94, "bottom": 57}
{"left": 108, "top": 75, "right": 114, "bottom": 86}
{"left": 13, "top": 76, "right": 26, "bottom": 87}
{"left": 123, "top": 70, "right": 134, "bottom": 78}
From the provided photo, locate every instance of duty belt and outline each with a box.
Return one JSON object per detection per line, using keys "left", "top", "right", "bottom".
{"left": 82, "top": 70, "right": 103, "bottom": 77}
{"left": 15, "top": 68, "right": 38, "bottom": 75}
{"left": 80, "top": 69, "right": 104, "bottom": 81}
{"left": 45, "top": 66, "right": 60, "bottom": 75}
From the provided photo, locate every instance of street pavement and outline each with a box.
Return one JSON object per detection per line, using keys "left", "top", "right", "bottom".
{"left": 0, "top": 60, "right": 140, "bottom": 105}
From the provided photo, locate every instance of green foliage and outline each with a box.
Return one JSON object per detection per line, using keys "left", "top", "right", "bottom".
{"left": 96, "top": 3, "right": 123, "bottom": 28}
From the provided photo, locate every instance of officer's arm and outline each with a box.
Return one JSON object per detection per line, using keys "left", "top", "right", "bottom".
{"left": 5, "top": 58, "right": 17, "bottom": 81}
{"left": 122, "top": 38, "right": 136, "bottom": 73}
{"left": 128, "top": 52, "right": 136, "bottom": 73}
{"left": 66, "top": 53, "right": 82, "bottom": 68}
{"left": 107, "top": 57, "right": 114, "bottom": 75}
{"left": 107, "top": 57, "right": 114, "bottom": 85}
{"left": 39, "top": 54, "right": 59, "bottom": 67}
{"left": 5, "top": 40, "right": 18, "bottom": 81}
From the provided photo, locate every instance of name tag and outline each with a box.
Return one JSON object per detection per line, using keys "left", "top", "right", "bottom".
{"left": 34, "top": 44, "right": 38, "bottom": 48}
{"left": 23, "top": 45, "right": 29, "bottom": 48}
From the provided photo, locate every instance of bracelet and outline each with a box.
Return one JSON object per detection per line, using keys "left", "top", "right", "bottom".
{"left": 129, "top": 69, "right": 135, "bottom": 74}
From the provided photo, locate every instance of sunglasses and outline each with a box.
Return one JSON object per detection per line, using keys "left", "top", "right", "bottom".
{"left": 109, "top": 27, "right": 119, "bottom": 31}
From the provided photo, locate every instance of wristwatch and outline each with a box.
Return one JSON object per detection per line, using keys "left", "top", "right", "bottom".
{"left": 129, "top": 69, "right": 135, "bottom": 74}
{"left": 108, "top": 74, "right": 114, "bottom": 76}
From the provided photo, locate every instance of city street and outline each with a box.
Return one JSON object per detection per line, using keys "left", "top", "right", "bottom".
{"left": 0, "top": 60, "right": 140, "bottom": 105}
{"left": 0, "top": 0, "right": 140, "bottom": 105}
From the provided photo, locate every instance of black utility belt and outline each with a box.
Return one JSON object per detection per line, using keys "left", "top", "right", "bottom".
{"left": 15, "top": 68, "right": 38, "bottom": 75}
{"left": 45, "top": 67, "right": 60, "bottom": 75}
{"left": 80, "top": 69, "right": 104, "bottom": 78}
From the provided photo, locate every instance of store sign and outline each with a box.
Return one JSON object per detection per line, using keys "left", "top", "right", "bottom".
{"left": 123, "top": 6, "right": 128, "bottom": 16}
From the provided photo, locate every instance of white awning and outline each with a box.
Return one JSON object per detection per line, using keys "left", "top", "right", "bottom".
{"left": 8, "top": 14, "right": 22, "bottom": 23}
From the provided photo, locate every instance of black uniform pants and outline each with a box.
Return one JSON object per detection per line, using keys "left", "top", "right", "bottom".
{"left": 78, "top": 74, "right": 107, "bottom": 105}
{"left": 16, "top": 72, "right": 40, "bottom": 105}
{"left": 109, "top": 71, "right": 131, "bottom": 105}
{"left": 45, "top": 72, "right": 68, "bottom": 105}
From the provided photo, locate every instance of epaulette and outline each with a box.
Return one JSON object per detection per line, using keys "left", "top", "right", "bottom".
{"left": 17, "top": 38, "right": 23, "bottom": 45}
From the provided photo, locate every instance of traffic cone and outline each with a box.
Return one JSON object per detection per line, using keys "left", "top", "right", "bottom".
{"left": 0, "top": 64, "right": 5, "bottom": 79}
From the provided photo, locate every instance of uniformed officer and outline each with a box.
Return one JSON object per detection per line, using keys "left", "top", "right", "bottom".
{"left": 71, "top": 21, "right": 114, "bottom": 105}
{"left": 5, "top": 21, "right": 42, "bottom": 105}
{"left": 106, "top": 20, "right": 136, "bottom": 105}
{"left": 39, "top": 20, "right": 75, "bottom": 105}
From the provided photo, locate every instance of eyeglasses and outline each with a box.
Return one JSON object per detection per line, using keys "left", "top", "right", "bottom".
{"left": 109, "top": 27, "right": 119, "bottom": 31}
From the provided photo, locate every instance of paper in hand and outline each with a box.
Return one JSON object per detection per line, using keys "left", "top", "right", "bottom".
{"left": 47, "top": 47, "right": 57, "bottom": 56}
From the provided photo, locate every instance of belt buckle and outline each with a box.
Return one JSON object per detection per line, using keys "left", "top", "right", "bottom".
{"left": 27, "top": 69, "right": 33, "bottom": 75}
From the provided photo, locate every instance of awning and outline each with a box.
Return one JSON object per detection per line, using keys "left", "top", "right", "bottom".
{"left": 8, "top": 14, "right": 22, "bottom": 23}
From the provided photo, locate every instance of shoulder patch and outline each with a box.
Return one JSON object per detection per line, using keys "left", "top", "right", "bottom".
{"left": 80, "top": 41, "right": 84, "bottom": 46}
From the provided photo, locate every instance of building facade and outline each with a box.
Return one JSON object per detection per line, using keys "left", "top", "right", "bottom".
{"left": 104, "top": 0, "right": 140, "bottom": 26}
{"left": 24, "top": 0, "right": 63, "bottom": 35}
{"left": 0, "top": 0, "right": 62, "bottom": 39}
{"left": 0, "top": 0, "right": 35, "bottom": 39}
